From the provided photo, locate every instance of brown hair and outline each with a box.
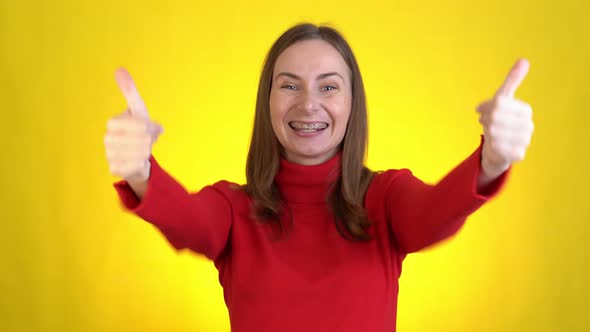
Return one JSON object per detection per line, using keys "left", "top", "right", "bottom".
{"left": 244, "top": 23, "right": 375, "bottom": 241}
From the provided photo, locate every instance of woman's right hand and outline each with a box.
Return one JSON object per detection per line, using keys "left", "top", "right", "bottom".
{"left": 104, "top": 68, "right": 163, "bottom": 185}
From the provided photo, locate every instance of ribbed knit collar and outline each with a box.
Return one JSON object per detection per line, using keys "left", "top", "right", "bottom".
{"left": 275, "top": 152, "right": 342, "bottom": 204}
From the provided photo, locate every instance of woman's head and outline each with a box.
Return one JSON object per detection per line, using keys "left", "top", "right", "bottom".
{"left": 270, "top": 38, "right": 352, "bottom": 165}
{"left": 246, "top": 23, "right": 374, "bottom": 240}
{"left": 250, "top": 23, "right": 368, "bottom": 167}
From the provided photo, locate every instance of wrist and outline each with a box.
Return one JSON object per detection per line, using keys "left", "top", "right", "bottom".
{"left": 127, "top": 160, "right": 151, "bottom": 185}
{"left": 126, "top": 161, "right": 151, "bottom": 200}
{"left": 481, "top": 157, "right": 510, "bottom": 178}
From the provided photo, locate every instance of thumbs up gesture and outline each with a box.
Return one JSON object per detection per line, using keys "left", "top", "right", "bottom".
{"left": 104, "top": 68, "right": 164, "bottom": 183}
{"left": 477, "top": 59, "right": 535, "bottom": 178}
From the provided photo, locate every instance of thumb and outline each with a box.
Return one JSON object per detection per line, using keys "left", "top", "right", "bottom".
{"left": 495, "top": 58, "right": 530, "bottom": 98}
{"left": 115, "top": 67, "right": 150, "bottom": 120}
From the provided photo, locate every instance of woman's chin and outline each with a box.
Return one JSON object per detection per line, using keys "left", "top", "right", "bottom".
{"left": 284, "top": 147, "right": 337, "bottom": 165}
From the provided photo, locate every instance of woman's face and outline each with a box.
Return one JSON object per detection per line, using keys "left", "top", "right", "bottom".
{"left": 270, "top": 39, "right": 352, "bottom": 165}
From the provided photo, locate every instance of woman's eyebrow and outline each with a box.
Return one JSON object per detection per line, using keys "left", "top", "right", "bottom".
{"left": 274, "top": 72, "right": 344, "bottom": 82}
{"left": 274, "top": 72, "right": 300, "bottom": 81}
{"left": 316, "top": 72, "right": 344, "bottom": 81}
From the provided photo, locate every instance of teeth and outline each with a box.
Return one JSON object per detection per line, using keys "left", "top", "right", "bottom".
{"left": 289, "top": 122, "right": 328, "bottom": 130}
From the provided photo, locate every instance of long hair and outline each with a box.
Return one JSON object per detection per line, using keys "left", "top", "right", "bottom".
{"left": 244, "top": 23, "right": 374, "bottom": 241}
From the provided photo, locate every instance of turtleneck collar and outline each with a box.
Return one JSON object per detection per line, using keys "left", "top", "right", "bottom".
{"left": 275, "top": 152, "right": 342, "bottom": 204}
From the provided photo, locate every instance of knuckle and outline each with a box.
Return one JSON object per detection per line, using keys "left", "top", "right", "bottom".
{"left": 489, "top": 111, "right": 498, "bottom": 124}
{"left": 488, "top": 125, "right": 496, "bottom": 137}
{"left": 106, "top": 118, "right": 117, "bottom": 130}
{"left": 478, "top": 115, "right": 485, "bottom": 125}
{"left": 104, "top": 134, "right": 119, "bottom": 147}
{"left": 477, "top": 101, "right": 490, "bottom": 113}
{"left": 491, "top": 140, "right": 503, "bottom": 152}
{"left": 108, "top": 162, "right": 121, "bottom": 176}
{"left": 105, "top": 149, "right": 114, "bottom": 160}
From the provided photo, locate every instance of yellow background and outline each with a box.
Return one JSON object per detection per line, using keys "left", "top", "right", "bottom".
{"left": 1, "top": 0, "right": 588, "bottom": 331}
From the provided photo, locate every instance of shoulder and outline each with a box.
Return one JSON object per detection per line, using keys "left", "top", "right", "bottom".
{"left": 365, "top": 168, "right": 425, "bottom": 205}
{"left": 368, "top": 168, "right": 414, "bottom": 193}
{"left": 202, "top": 180, "right": 251, "bottom": 209}
{"left": 206, "top": 180, "right": 247, "bottom": 198}
{"left": 364, "top": 168, "right": 418, "bottom": 215}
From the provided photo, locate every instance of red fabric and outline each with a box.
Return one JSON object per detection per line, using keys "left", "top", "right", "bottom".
{"left": 113, "top": 137, "right": 509, "bottom": 332}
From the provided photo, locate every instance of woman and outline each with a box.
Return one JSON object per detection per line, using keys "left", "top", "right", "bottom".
{"left": 104, "top": 23, "right": 534, "bottom": 332}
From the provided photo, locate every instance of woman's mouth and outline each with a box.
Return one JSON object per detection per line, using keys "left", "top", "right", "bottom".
{"left": 288, "top": 121, "right": 329, "bottom": 134}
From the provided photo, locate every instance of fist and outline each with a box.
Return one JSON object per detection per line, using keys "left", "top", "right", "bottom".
{"left": 104, "top": 68, "right": 163, "bottom": 182}
{"left": 477, "top": 59, "right": 534, "bottom": 177}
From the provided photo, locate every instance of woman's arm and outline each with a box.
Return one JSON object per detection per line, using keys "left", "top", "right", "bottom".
{"left": 114, "top": 155, "right": 233, "bottom": 262}
{"left": 384, "top": 59, "right": 534, "bottom": 253}
{"left": 383, "top": 140, "right": 509, "bottom": 254}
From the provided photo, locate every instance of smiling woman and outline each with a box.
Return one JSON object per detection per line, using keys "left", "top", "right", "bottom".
{"left": 104, "top": 23, "right": 533, "bottom": 332}
{"left": 245, "top": 25, "right": 374, "bottom": 243}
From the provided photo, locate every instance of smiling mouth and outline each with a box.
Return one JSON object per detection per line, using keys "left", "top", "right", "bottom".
{"left": 288, "top": 121, "right": 329, "bottom": 133}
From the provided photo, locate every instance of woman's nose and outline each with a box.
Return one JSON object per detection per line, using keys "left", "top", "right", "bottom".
{"left": 298, "top": 90, "right": 320, "bottom": 113}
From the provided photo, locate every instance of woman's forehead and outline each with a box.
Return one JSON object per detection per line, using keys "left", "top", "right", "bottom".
{"left": 273, "top": 40, "right": 349, "bottom": 79}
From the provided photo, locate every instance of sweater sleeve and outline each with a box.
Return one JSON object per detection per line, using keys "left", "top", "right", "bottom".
{"left": 113, "top": 155, "right": 232, "bottom": 262}
{"left": 383, "top": 136, "right": 509, "bottom": 253}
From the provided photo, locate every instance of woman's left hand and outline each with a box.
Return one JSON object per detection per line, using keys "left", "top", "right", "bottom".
{"left": 477, "top": 58, "right": 535, "bottom": 179}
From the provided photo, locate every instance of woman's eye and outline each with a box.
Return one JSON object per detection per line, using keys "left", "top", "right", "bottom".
{"left": 322, "top": 85, "right": 337, "bottom": 91}
{"left": 281, "top": 85, "right": 297, "bottom": 90}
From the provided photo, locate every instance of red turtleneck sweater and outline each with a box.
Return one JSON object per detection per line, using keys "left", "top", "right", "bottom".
{"left": 113, "top": 139, "right": 508, "bottom": 332}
